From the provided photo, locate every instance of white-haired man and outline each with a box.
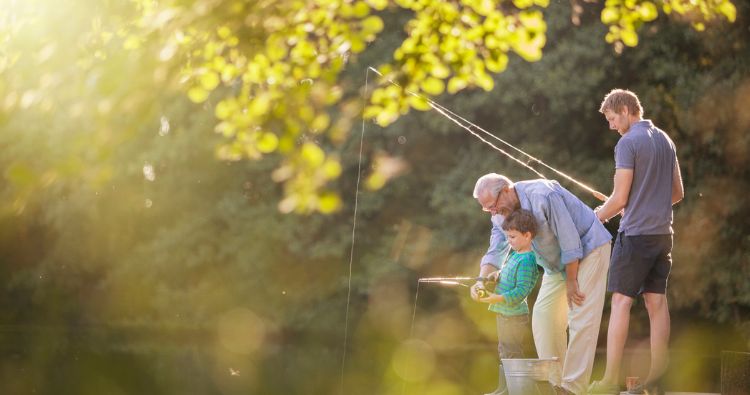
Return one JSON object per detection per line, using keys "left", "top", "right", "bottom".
{"left": 471, "top": 174, "right": 612, "bottom": 395}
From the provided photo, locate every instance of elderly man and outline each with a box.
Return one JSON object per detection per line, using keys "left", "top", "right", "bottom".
{"left": 471, "top": 174, "right": 612, "bottom": 395}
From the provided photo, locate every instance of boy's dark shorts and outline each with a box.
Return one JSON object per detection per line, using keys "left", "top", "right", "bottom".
{"left": 608, "top": 233, "right": 673, "bottom": 297}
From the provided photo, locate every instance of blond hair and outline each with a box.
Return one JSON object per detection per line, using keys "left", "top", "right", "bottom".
{"left": 599, "top": 89, "right": 643, "bottom": 117}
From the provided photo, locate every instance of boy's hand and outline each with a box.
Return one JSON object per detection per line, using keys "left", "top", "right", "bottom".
{"left": 478, "top": 293, "right": 504, "bottom": 304}
{"left": 470, "top": 282, "right": 484, "bottom": 301}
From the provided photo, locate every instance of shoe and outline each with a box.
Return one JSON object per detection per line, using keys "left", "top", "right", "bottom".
{"left": 627, "top": 384, "right": 644, "bottom": 394}
{"left": 553, "top": 385, "right": 575, "bottom": 395}
{"left": 628, "top": 378, "right": 664, "bottom": 395}
{"left": 588, "top": 380, "right": 620, "bottom": 394}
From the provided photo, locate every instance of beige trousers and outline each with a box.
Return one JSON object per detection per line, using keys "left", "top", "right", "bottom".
{"left": 532, "top": 243, "right": 611, "bottom": 394}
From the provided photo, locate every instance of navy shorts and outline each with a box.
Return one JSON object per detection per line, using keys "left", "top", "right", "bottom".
{"left": 608, "top": 233, "right": 673, "bottom": 297}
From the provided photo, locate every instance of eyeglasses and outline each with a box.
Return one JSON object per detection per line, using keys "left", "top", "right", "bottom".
{"left": 482, "top": 191, "right": 502, "bottom": 213}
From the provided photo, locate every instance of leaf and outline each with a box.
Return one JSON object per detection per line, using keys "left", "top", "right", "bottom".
{"left": 620, "top": 28, "right": 639, "bottom": 47}
{"left": 638, "top": 2, "right": 658, "bottom": 21}
{"left": 188, "top": 87, "right": 209, "bottom": 103}
{"left": 512, "top": 0, "right": 534, "bottom": 9}
{"left": 429, "top": 62, "right": 450, "bottom": 79}
{"left": 353, "top": 1, "right": 370, "bottom": 18}
{"left": 420, "top": 77, "right": 445, "bottom": 96}
{"left": 322, "top": 160, "right": 342, "bottom": 179}
{"left": 257, "top": 133, "right": 279, "bottom": 153}
{"left": 361, "top": 16, "right": 384, "bottom": 35}
{"left": 300, "top": 142, "right": 325, "bottom": 166}
{"left": 215, "top": 100, "right": 233, "bottom": 120}
{"left": 217, "top": 26, "right": 232, "bottom": 39}
{"left": 317, "top": 192, "right": 341, "bottom": 213}
{"left": 601, "top": 8, "right": 619, "bottom": 24}
{"left": 366, "top": 0, "right": 388, "bottom": 10}
{"left": 447, "top": 76, "right": 468, "bottom": 94}
{"left": 408, "top": 95, "right": 432, "bottom": 111}
{"left": 311, "top": 113, "right": 330, "bottom": 132}
{"left": 486, "top": 53, "right": 508, "bottom": 73}
{"left": 719, "top": 1, "right": 737, "bottom": 22}
{"left": 365, "top": 172, "right": 386, "bottom": 190}
{"left": 375, "top": 110, "right": 398, "bottom": 127}
{"left": 476, "top": 72, "right": 494, "bottom": 91}
{"left": 363, "top": 104, "right": 382, "bottom": 119}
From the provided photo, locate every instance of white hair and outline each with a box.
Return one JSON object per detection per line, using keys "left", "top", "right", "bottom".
{"left": 473, "top": 173, "right": 513, "bottom": 199}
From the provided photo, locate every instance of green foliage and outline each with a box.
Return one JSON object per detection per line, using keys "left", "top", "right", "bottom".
{"left": 0, "top": 0, "right": 748, "bottom": 393}
{"left": 0, "top": 0, "right": 737, "bottom": 213}
{"left": 601, "top": 0, "right": 736, "bottom": 50}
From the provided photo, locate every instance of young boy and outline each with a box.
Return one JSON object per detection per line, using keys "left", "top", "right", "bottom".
{"left": 478, "top": 209, "right": 541, "bottom": 395}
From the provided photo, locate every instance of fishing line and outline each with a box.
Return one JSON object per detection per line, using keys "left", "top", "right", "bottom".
{"left": 366, "top": 67, "right": 607, "bottom": 201}
{"left": 427, "top": 99, "right": 608, "bottom": 200}
{"left": 342, "top": 65, "right": 607, "bottom": 394}
{"left": 339, "top": 67, "right": 370, "bottom": 395}
{"left": 401, "top": 281, "right": 421, "bottom": 395}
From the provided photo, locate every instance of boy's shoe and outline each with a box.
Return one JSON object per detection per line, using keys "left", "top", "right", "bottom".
{"left": 588, "top": 380, "right": 620, "bottom": 395}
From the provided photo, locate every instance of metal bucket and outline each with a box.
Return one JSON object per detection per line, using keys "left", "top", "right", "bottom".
{"left": 501, "top": 358, "right": 559, "bottom": 395}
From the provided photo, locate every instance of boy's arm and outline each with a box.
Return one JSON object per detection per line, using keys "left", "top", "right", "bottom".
{"left": 498, "top": 255, "right": 539, "bottom": 305}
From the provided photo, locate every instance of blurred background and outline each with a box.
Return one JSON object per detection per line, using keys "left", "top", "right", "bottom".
{"left": 0, "top": 0, "right": 748, "bottom": 394}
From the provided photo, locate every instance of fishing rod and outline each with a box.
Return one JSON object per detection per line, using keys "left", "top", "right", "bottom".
{"left": 418, "top": 276, "right": 497, "bottom": 298}
{"left": 418, "top": 276, "right": 489, "bottom": 286}
{"left": 366, "top": 66, "right": 609, "bottom": 202}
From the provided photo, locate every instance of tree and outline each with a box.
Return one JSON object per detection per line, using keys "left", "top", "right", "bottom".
{"left": 1, "top": 1, "right": 748, "bottom": 393}
{"left": 0, "top": 0, "right": 737, "bottom": 213}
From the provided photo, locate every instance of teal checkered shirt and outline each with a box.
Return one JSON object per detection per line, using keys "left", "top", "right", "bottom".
{"left": 488, "top": 250, "right": 540, "bottom": 316}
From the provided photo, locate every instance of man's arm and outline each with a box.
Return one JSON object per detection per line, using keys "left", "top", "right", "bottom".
{"left": 472, "top": 222, "right": 508, "bottom": 300}
{"left": 595, "top": 168, "right": 633, "bottom": 222}
{"left": 565, "top": 259, "right": 585, "bottom": 306}
{"left": 546, "top": 193, "right": 586, "bottom": 305}
{"left": 672, "top": 159, "right": 684, "bottom": 205}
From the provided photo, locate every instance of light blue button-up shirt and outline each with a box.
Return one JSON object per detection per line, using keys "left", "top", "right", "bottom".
{"left": 480, "top": 180, "right": 612, "bottom": 275}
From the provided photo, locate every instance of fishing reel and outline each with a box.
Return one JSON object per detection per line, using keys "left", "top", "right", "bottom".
{"left": 418, "top": 275, "right": 497, "bottom": 300}
{"left": 475, "top": 276, "right": 498, "bottom": 299}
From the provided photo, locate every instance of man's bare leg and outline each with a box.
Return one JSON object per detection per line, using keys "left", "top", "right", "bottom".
{"left": 643, "top": 292, "right": 670, "bottom": 383}
{"left": 600, "top": 293, "right": 634, "bottom": 384}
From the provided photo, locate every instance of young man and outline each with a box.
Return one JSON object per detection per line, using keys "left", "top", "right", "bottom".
{"left": 589, "top": 89, "right": 684, "bottom": 395}
{"left": 471, "top": 174, "right": 612, "bottom": 395}
{"left": 477, "top": 209, "right": 541, "bottom": 395}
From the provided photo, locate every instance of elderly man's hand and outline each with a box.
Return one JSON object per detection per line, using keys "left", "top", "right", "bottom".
{"left": 486, "top": 270, "right": 500, "bottom": 283}
{"left": 566, "top": 278, "right": 585, "bottom": 307}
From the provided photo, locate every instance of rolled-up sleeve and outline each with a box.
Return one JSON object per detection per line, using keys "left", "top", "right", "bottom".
{"left": 546, "top": 193, "right": 583, "bottom": 265}
{"left": 481, "top": 222, "right": 509, "bottom": 269}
